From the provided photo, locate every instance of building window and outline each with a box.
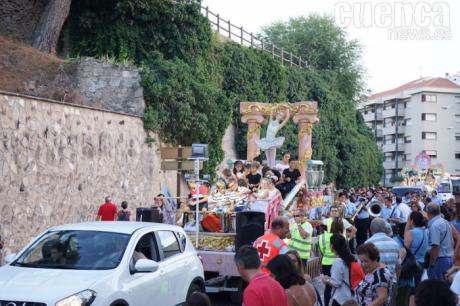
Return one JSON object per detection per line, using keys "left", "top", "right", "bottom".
{"left": 426, "top": 150, "right": 437, "bottom": 158}
{"left": 421, "top": 113, "right": 437, "bottom": 121}
{"left": 404, "top": 136, "right": 412, "bottom": 143}
{"left": 456, "top": 152, "right": 460, "bottom": 159}
{"left": 456, "top": 133, "right": 460, "bottom": 141}
{"left": 422, "top": 132, "right": 437, "bottom": 140}
{"left": 422, "top": 94, "right": 437, "bottom": 102}
{"left": 455, "top": 96, "right": 460, "bottom": 104}
{"left": 456, "top": 115, "right": 460, "bottom": 123}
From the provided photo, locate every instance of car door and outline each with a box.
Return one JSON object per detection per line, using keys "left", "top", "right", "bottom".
{"left": 124, "top": 232, "right": 169, "bottom": 305}
{"left": 155, "top": 230, "right": 189, "bottom": 305}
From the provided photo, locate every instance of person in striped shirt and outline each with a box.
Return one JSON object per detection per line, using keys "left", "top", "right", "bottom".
{"left": 366, "top": 218, "right": 401, "bottom": 276}
{"left": 365, "top": 218, "right": 401, "bottom": 305}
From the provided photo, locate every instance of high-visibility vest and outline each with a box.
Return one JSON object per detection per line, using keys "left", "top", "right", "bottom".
{"left": 326, "top": 217, "right": 347, "bottom": 237}
{"left": 318, "top": 232, "right": 335, "bottom": 266}
{"left": 288, "top": 222, "right": 312, "bottom": 260}
{"left": 253, "top": 233, "right": 286, "bottom": 274}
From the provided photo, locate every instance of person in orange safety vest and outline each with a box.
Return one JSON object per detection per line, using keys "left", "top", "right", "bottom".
{"left": 253, "top": 216, "right": 290, "bottom": 274}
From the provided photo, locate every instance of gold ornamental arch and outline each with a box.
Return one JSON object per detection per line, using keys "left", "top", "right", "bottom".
{"left": 240, "top": 101, "right": 319, "bottom": 181}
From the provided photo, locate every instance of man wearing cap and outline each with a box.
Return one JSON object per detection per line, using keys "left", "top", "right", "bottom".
{"left": 288, "top": 209, "right": 313, "bottom": 266}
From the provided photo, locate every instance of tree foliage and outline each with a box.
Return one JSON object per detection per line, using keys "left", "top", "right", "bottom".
{"left": 63, "top": 1, "right": 383, "bottom": 186}
{"left": 263, "top": 16, "right": 383, "bottom": 187}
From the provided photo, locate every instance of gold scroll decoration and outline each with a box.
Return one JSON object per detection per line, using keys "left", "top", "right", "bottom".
{"left": 299, "top": 148, "right": 313, "bottom": 166}
{"left": 241, "top": 102, "right": 316, "bottom": 116}
{"left": 298, "top": 123, "right": 313, "bottom": 141}
{"left": 247, "top": 123, "right": 261, "bottom": 140}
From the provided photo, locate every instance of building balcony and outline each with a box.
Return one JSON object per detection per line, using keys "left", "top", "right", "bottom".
{"left": 363, "top": 112, "right": 375, "bottom": 122}
{"left": 382, "top": 107, "right": 405, "bottom": 118}
{"left": 383, "top": 160, "right": 396, "bottom": 169}
{"left": 375, "top": 129, "right": 383, "bottom": 138}
{"left": 382, "top": 143, "right": 396, "bottom": 152}
{"left": 363, "top": 111, "right": 383, "bottom": 122}
{"left": 383, "top": 125, "right": 405, "bottom": 135}
{"left": 383, "top": 108, "right": 396, "bottom": 118}
{"left": 383, "top": 126, "right": 396, "bottom": 135}
{"left": 382, "top": 142, "right": 405, "bottom": 152}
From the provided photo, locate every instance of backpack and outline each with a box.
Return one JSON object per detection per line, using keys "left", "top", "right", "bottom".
{"left": 344, "top": 262, "right": 365, "bottom": 293}
{"left": 117, "top": 210, "right": 130, "bottom": 221}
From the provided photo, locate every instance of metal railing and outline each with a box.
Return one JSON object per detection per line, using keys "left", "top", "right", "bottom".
{"left": 201, "top": 5, "right": 307, "bottom": 68}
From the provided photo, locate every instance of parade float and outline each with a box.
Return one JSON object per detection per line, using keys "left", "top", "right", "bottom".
{"left": 178, "top": 101, "right": 323, "bottom": 302}
{"left": 399, "top": 150, "right": 454, "bottom": 200}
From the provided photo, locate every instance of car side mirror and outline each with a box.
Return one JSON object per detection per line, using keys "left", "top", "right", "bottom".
{"left": 4, "top": 253, "right": 17, "bottom": 265}
{"left": 134, "top": 259, "right": 159, "bottom": 273}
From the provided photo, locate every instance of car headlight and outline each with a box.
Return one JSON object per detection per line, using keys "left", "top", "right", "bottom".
{"left": 56, "top": 290, "right": 96, "bottom": 306}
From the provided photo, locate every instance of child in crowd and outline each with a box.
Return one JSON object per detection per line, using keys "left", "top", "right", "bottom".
{"left": 221, "top": 168, "right": 233, "bottom": 185}
{"left": 246, "top": 162, "right": 262, "bottom": 192}
{"left": 233, "top": 160, "right": 245, "bottom": 180}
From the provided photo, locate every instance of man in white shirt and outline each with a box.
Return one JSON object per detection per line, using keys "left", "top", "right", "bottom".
{"left": 395, "top": 196, "right": 411, "bottom": 237}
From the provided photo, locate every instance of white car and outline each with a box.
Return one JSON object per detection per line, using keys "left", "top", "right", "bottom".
{"left": 0, "top": 222, "right": 205, "bottom": 306}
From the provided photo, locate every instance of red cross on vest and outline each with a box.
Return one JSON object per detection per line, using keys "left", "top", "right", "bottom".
{"left": 256, "top": 240, "right": 271, "bottom": 260}
{"left": 253, "top": 233, "right": 286, "bottom": 274}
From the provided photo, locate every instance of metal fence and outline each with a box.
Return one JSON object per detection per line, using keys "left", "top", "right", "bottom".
{"left": 201, "top": 5, "right": 307, "bottom": 68}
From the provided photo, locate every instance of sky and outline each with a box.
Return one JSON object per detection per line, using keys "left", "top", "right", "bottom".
{"left": 201, "top": 0, "right": 460, "bottom": 94}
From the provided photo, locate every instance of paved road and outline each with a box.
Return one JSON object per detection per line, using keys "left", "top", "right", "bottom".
{"left": 209, "top": 292, "right": 238, "bottom": 306}
{"left": 208, "top": 277, "right": 325, "bottom": 306}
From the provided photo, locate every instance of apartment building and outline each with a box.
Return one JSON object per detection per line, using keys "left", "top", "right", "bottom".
{"left": 358, "top": 77, "right": 460, "bottom": 185}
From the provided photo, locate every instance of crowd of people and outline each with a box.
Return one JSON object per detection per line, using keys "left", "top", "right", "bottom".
{"left": 239, "top": 186, "right": 460, "bottom": 306}
{"left": 91, "top": 163, "right": 460, "bottom": 306}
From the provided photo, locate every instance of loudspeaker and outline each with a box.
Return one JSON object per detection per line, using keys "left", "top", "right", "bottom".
{"left": 235, "top": 211, "right": 265, "bottom": 250}
{"left": 136, "top": 208, "right": 162, "bottom": 223}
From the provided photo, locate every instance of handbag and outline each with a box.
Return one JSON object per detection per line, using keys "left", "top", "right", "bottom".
{"left": 400, "top": 234, "right": 424, "bottom": 279}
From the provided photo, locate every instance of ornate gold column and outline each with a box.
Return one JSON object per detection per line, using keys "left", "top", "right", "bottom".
{"left": 292, "top": 102, "right": 319, "bottom": 183}
{"left": 240, "top": 103, "right": 267, "bottom": 162}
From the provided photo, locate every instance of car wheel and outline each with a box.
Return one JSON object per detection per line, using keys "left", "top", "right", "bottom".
{"left": 186, "top": 283, "right": 203, "bottom": 303}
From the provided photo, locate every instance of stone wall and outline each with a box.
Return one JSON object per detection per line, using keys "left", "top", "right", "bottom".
{"left": 0, "top": 37, "right": 145, "bottom": 117}
{"left": 0, "top": 93, "right": 183, "bottom": 253}
{"left": 74, "top": 59, "right": 145, "bottom": 116}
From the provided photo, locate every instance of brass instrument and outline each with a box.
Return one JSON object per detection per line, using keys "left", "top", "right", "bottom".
{"left": 368, "top": 201, "right": 384, "bottom": 218}
{"left": 351, "top": 195, "right": 374, "bottom": 221}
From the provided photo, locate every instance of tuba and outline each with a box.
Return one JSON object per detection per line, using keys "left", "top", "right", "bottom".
{"left": 368, "top": 201, "right": 384, "bottom": 218}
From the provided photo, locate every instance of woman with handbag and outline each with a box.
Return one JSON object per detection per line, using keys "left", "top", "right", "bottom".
{"left": 404, "top": 211, "right": 429, "bottom": 286}
{"left": 391, "top": 211, "right": 428, "bottom": 306}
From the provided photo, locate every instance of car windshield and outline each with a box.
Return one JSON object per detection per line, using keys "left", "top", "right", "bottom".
{"left": 438, "top": 183, "right": 451, "bottom": 193}
{"left": 391, "top": 187, "right": 422, "bottom": 197}
{"left": 13, "top": 230, "right": 130, "bottom": 270}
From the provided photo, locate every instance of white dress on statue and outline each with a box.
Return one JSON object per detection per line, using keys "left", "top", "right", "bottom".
{"left": 255, "top": 120, "right": 285, "bottom": 150}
